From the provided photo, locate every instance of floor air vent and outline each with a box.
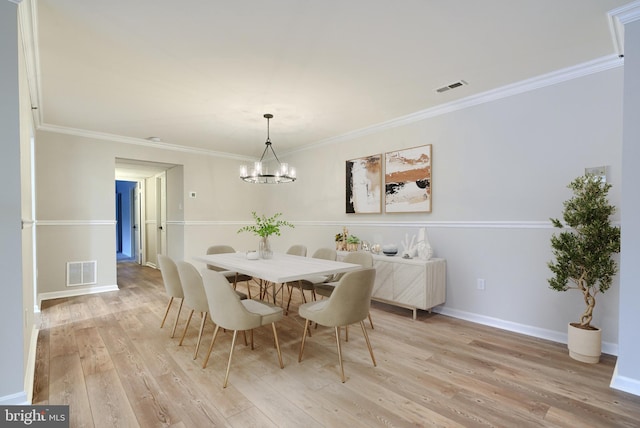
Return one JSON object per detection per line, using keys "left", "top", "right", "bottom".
{"left": 67, "top": 261, "right": 97, "bottom": 287}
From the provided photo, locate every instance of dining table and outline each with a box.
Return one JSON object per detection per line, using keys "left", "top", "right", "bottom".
{"left": 194, "top": 251, "right": 362, "bottom": 305}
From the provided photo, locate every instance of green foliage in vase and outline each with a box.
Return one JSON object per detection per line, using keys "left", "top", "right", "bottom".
{"left": 237, "top": 212, "right": 294, "bottom": 238}
{"left": 346, "top": 235, "right": 360, "bottom": 244}
{"left": 547, "top": 174, "right": 621, "bottom": 329}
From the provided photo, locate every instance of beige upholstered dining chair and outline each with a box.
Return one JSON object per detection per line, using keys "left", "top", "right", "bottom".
{"left": 158, "top": 255, "right": 184, "bottom": 338}
{"left": 176, "top": 261, "right": 247, "bottom": 360}
{"left": 201, "top": 270, "right": 284, "bottom": 388}
{"left": 206, "top": 245, "right": 254, "bottom": 298}
{"left": 298, "top": 267, "right": 377, "bottom": 382}
{"left": 286, "top": 244, "right": 307, "bottom": 257}
{"left": 285, "top": 247, "right": 337, "bottom": 315}
{"left": 314, "top": 251, "right": 375, "bottom": 329}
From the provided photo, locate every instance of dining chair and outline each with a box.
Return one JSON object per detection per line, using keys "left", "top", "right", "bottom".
{"left": 286, "top": 244, "right": 307, "bottom": 257}
{"left": 298, "top": 267, "right": 377, "bottom": 382}
{"left": 176, "top": 261, "right": 248, "bottom": 360}
{"left": 201, "top": 269, "right": 285, "bottom": 388}
{"left": 206, "top": 245, "right": 254, "bottom": 298}
{"left": 158, "top": 255, "right": 184, "bottom": 338}
{"left": 175, "top": 261, "right": 213, "bottom": 359}
{"left": 314, "top": 251, "right": 375, "bottom": 329}
{"left": 285, "top": 247, "right": 337, "bottom": 315}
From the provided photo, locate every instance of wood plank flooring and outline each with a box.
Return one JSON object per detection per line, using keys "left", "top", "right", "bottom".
{"left": 32, "top": 262, "right": 640, "bottom": 427}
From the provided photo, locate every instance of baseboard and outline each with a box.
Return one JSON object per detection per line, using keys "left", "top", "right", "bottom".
{"left": 0, "top": 391, "right": 28, "bottom": 405}
{"left": 24, "top": 327, "right": 39, "bottom": 404}
{"left": 37, "top": 284, "right": 119, "bottom": 307}
{"left": 610, "top": 363, "right": 640, "bottom": 396}
{"left": 433, "top": 306, "right": 618, "bottom": 356}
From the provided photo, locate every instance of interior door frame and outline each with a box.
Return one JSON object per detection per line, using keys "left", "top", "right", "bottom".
{"left": 115, "top": 158, "right": 178, "bottom": 268}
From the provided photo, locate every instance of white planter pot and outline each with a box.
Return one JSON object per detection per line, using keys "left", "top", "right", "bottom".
{"left": 567, "top": 323, "right": 601, "bottom": 364}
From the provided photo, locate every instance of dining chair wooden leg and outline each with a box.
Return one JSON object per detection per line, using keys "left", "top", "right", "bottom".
{"left": 179, "top": 309, "right": 194, "bottom": 346}
{"left": 170, "top": 299, "right": 184, "bottom": 338}
{"left": 360, "top": 320, "right": 377, "bottom": 366}
{"left": 203, "top": 324, "right": 220, "bottom": 369}
{"left": 242, "top": 330, "right": 248, "bottom": 346}
{"left": 223, "top": 330, "right": 239, "bottom": 388}
{"left": 368, "top": 312, "right": 374, "bottom": 329}
{"left": 272, "top": 323, "right": 284, "bottom": 369}
{"left": 298, "top": 319, "right": 310, "bottom": 362}
{"left": 160, "top": 297, "right": 173, "bottom": 328}
{"left": 335, "top": 326, "right": 346, "bottom": 383}
{"left": 345, "top": 324, "right": 349, "bottom": 342}
{"left": 193, "top": 312, "right": 207, "bottom": 359}
{"left": 250, "top": 329, "right": 254, "bottom": 350}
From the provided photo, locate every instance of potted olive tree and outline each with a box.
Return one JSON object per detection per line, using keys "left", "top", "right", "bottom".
{"left": 548, "top": 174, "right": 620, "bottom": 363}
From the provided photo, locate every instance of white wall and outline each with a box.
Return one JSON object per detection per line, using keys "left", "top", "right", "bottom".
{"left": 613, "top": 17, "right": 640, "bottom": 395}
{"left": 0, "top": 0, "right": 26, "bottom": 404}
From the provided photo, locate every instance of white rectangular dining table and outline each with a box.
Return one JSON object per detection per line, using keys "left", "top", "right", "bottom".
{"left": 194, "top": 251, "right": 361, "bottom": 284}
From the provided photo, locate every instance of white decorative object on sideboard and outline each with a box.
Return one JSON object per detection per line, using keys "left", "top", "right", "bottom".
{"left": 338, "top": 251, "right": 446, "bottom": 319}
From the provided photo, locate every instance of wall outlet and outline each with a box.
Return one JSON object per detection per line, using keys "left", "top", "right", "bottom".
{"left": 477, "top": 278, "right": 485, "bottom": 290}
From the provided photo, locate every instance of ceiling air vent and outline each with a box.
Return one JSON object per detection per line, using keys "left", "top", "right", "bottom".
{"left": 436, "top": 80, "right": 468, "bottom": 93}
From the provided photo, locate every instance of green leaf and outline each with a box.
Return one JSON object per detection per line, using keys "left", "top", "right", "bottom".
{"left": 237, "top": 211, "right": 294, "bottom": 238}
{"left": 547, "top": 174, "right": 620, "bottom": 328}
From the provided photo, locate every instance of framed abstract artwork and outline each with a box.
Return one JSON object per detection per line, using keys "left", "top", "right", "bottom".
{"left": 345, "top": 154, "right": 382, "bottom": 213}
{"left": 384, "top": 144, "right": 432, "bottom": 213}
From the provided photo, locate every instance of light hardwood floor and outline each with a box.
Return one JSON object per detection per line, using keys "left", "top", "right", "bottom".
{"left": 33, "top": 262, "right": 640, "bottom": 427}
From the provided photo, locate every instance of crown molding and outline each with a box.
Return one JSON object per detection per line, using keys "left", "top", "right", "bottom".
{"left": 608, "top": 1, "right": 640, "bottom": 56}
{"left": 37, "top": 123, "right": 254, "bottom": 162}
{"left": 290, "top": 54, "right": 623, "bottom": 154}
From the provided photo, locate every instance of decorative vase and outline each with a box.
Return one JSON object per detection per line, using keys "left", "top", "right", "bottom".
{"left": 259, "top": 236, "right": 273, "bottom": 259}
{"left": 567, "top": 323, "right": 601, "bottom": 364}
{"left": 417, "top": 228, "right": 433, "bottom": 260}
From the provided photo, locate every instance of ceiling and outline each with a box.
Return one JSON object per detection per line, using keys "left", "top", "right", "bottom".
{"left": 26, "top": 0, "right": 631, "bottom": 161}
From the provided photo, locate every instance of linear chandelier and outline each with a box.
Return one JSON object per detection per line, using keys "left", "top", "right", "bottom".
{"left": 240, "top": 114, "right": 296, "bottom": 184}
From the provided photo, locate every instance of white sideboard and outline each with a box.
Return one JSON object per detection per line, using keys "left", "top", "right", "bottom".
{"left": 337, "top": 251, "right": 446, "bottom": 319}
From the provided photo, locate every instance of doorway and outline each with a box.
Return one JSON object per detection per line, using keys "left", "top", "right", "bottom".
{"left": 115, "top": 159, "right": 176, "bottom": 267}
{"left": 115, "top": 180, "right": 137, "bottom": 262}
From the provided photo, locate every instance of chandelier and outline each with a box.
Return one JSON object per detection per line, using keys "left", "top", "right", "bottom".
{"left": 239, "top": 114, "right": 296, "bottom": 184}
